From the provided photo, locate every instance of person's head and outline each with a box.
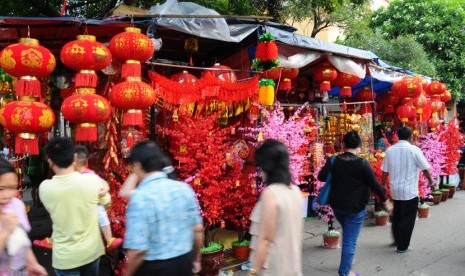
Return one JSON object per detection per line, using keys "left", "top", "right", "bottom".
{"left": 129, "top": 141, "right": 176, "bottom": 180}
{"left": 343, "top": 130, "right": 362, "bottom": 150}
{"left": 74, "top": 145, "right": 89, "bottom": 168}
{"left": 254, "top": 139, "right": 291, "bottom": 186}
{"left": 46, "top": 137, "right": 75, "bottom": 170}
{"left": 0, "top": 158, "right": 18, "bottom": 208}
{"left": 397, "top": 126, "right": 413, "bottom": 141}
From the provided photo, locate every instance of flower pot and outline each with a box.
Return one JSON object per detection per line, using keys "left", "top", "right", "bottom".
{"left": 232, "top": 245, "right": 250, "bottom": 260}
{"left": 446, "top": 185, "right": 456, "bottom": 198}
{"left": 199, "top": 246, "right": 224, "bottom": 276}
{"left": 374, "top": 211, "right": 390, "bottom": 226}
{"left": 418, "top": 205, "right": 430, "bottom": 218}
{"left": 432, "top": 192, "right": 442, "bottom": 205}
{"left": 440, "top": 189, "right": 449, "bottom": 202}
{"left": 323, "top": 231, "right": 340, "bottom": 249}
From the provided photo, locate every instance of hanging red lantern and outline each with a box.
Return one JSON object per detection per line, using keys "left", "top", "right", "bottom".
{"left": 110, "top": 78, "right": 155, "bottom": 126}
{"left": 425, "top": 81, "right": 447, "bottom": 97}
{"left": 428, "top": 116, "right": 441, "bottom": 131}
{"left": 430, "top": 96, "right": 445, "bottom": 115}
{"left": 355, "top": 87, "right": 376, "bottom": 102}
{"left": 413, "top": 93, "right": 431, "bottom": 121}
{"left": 0, "top": 100, "right": 55, "bottom": 154}
{"left": 440, "top": 90, "right": 452, "bottom": 102}
{"left": 412, "top": 75, "right": 428, "bottom": 90}
{"left": 396, "top": 102, "right": 416, "bottom": 123}
{"left": 393, "top": 78, "right": 422, "bottom": 99}
{"left": 281, "top": 68, "right": 299, "bottom": 80}
{"left": 333, "top": 72, "right": 361, "bottom": 97}
{"left": 109, "top": 27, "right": 154, "bottom": 78}
{"left": 61, "top": 89, "right": 111, "bottom": 141}
{"left": 262, "top": 67, "right": 282, "bottom": 80}
{"left": 60, "top": 35, "right": 111, "bottom": 88}
{"left": 278, "top": 78, "right": 292, "bottom": 91}
{"left": 203, "top": 63, "right": 237, "bottom": 83}
{"left": 170, "top": 71, "right": 198, "bottom": 84}
{"left": 312, "top": 62, "right": 338, "bottom": 92}
{"left": 0, "top": 38, "right": 56, "bottom": 98}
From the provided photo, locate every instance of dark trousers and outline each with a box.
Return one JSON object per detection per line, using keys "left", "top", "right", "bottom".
{"left": 135, "top": 252, "right": 193, "bottom": 276}
{"left": 392, "top": 197, "right": 418, "bottom": 251}
{"left": 54, "top": 258, "right": 100, "bottom": 276}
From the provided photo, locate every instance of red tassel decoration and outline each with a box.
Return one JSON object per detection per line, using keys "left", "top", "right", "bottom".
{"left": 75, "top": 123, "right": 98, "bottom": 141}
{"left": 320, "top": 81, "right": 331, "bottom": 92}
{"left": 15, "top": 135, "right": 39, "bottom": 155}
{"left": 123, "top": 110, "right": 143, "bottom": 127}
{"left": 126, "top": 132, "right": 134, "bottom": 148}
{"left": 75, "top": 71, "right": 97, "bottom": 88}
{"left": 122, "top": 61, "right": 141, "bottom": 78}
{"left": 16, "top": 77, "right": 41, "bottom": 99}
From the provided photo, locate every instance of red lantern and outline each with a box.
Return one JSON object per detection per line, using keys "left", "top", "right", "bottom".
{"left": 278, "top": 78, "right": 292, "bottom": 91}
{"left": 60, "top": 35, "right": 111, "bottom": 88}
{"left": 393, "top": 78, "right": 422, "bottom": 99}
{"left": 428, "top": 116, "right": 441, "bottom": 131}
{"left": 425, "top": 81, "right": 447, "bottom": 97}
{"left": 440, "top": 90, "right": 452, "bottom": 102}
{"left": 413, "top": 93, "right": 431, "bottom": 121}
{"left": 170, "top": 71, "right": 198, "bottom": 84}
{"left": 61, "top": 90, "right": 111, "bottom": 141}
{"left": 0, "top": 38, "right": 56, "bottom": 98}
{"left": 396, "top": 103, "right": 416, "bottom": 123}
{"left": 0, "top": 100, "right": 55, "bottom": 154}
{"left": 430, "top": 96, "right": 445, "bottom": 115}
{"left": 333, "top": 72, "right": 361, "bottom": 97}
{"left": 262, "top": 67, "right": 282, "bottom": 80}
{"left": 109, "top": 27, "right": 154, "bottom": 78}
{"left": 355, "top": 87, "right": 376, "bottom": 102}
{"left": 110, "top": 78, "right": 155, "bottom": 126}
{"left": 312, "top": 62, "right": 338, "bottom": 92}
{"left": 281, "top": 68, "right": 299, "bottom": 80}
{"left": 203, "top": 63, "right": 237, "bottom": 83}
{"left": 412, "top": 75, "right": 428, "bottom": 90}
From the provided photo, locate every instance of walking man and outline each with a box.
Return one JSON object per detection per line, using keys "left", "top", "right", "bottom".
{"left": 381, "top": 127, "right": 434, "bottom": 253}
{"left": 123, "top": 141, "right": 204, "bottom": 276}
{"left": 39, "top": 138, "right": 111, "bottom": 275}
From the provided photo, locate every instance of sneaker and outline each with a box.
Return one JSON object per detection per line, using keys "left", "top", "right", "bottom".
{"left": 396, "top": 247, "right": 413, "bottom": 253}
{"left": 106, "top": 237, "right": 123, "bottom": 251}
{"left": 33, "top": 237, "right": 53, "bottom": 249}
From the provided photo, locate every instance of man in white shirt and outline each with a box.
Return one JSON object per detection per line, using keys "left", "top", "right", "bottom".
{"left": 381, "top": 127, "right": 434, "bottom": 253}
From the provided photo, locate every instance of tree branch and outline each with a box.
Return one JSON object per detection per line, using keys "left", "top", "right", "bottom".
{"left": 27, "top": 0, "right": 60, "bottom": 16}
{"left": 67, "top": 0, "right": 103, "bottom": 10}
{"left": 98, "top": 0, "right": 120, "bottom": 18}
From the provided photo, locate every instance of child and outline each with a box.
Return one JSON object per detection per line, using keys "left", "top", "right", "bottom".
{"left": 74, "top": 145, "right": 123, "bottom": 251}
{"left": 0, "top": 157, "right": 47, "bottom": 275}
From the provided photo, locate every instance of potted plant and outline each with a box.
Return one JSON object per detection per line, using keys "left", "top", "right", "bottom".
{"left": 418, "top": 201, "right": 430, "bottom": 218}
{"left": 432, "top": 190, "right": 442, "bottom": 205}
{"left": 443, "top": 183, "right": 456, "bottom": 198}
{"left": 440, "top": 188, "right": 449, "bottom": 202}
{"left": 318, "top": 205, "right": 340, "bottom": 249}
{"left": 232, "top": 239, "right": 250, "bottom": 260}
{"left": 199, "top": 241, "right": 224, "bottom": 276}
{"left": 374, "top": 210, "right": 389, "bottom": 226}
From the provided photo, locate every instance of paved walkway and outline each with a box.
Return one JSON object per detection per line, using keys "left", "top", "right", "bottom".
{"left": 235, "top": 190, "right": 465, "bottom": 275}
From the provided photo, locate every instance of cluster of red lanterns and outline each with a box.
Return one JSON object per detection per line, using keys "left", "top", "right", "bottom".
{"left": 0, "top": 38, "right": 56, "bottom": 154}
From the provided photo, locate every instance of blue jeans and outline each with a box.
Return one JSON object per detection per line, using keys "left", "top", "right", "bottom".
{"left": 54, "top": 258, "right": 100, "bottom": 276}
{"left": 333, "top": 209, "right": 367, "bottom": 276}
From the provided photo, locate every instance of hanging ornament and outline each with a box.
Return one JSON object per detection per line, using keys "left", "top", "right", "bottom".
{"left": 393, "top": 78, "right": 422, "bottom": 99}
{"left": 262, "top": 67, "right": 282, "bottom": 81}
{"left": 425, "top": 81, "right": 446, "bottom": 97}
{"left": 427, "top": 116, "right": 441, "bottom": 131}
{"left": 440, "top": 90, "right": 452, "bottom": 103}
{"left": 0, "top": 100, "right": 55, "bottom": 155}
{"left": 278, "top": 78, "right": 291, "bottom": 91}
{"left": 203, "top": 63, "right": 237, "bottom": 83}
{"left": 396, "top": 100, "right": 416, "bottom": 124}
{"left": 333, "top": 72, "right": 361, "bottom": 97}
{"left": 252, "top": 33, "right": 279, "bottom": 71}
{"left": 258, "top": 79, "right": 275, "bottom": 106}
{"left": 355, "top": 87, "right": 376, "bottom": 102}
{"left": 312, "top": 62, "right": 338, "bottom": 92}
{"left": 0, "top": 38, "right": 56, "bottom": 98}
{"left": 184, "top": 37, "right": 199, "bottom": 65}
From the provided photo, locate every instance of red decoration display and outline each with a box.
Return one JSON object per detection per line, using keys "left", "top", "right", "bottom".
{"left": 333, "top": 72, "right": 361, "bottom": 97}
{"left": 0, "top": 38, "right": 56, "bottom": 98}
{"left": 440, "top": 90, "right": 452, "bottom": 102}
{"left": 427, "top": 116, "right": 441, "bottom": 131}
{"left": 430, "top": 96, "right": 445, "bottom": 115}
{"left": 413, "top": 93, "right": 431, "bottom": 122}
{"left": 61, "top": 89, "right": 111, "bottom": 141}
{"left": 425, "top": 81, "right": 447, "bottom": 97}
{"left": 109, "top": 27, "right": 154, "bottom": 78}
{"left": 355, "top": 87, "right": 376, "bottom": 102}
{"left": 255, "top": 37, "right": 278, "bottom": 62}
{"left": 396, "top": 102, "right": 416, "bottom": 123}
{"left": 202, "top": 63, "right": 237, "bottom": 83}
{"left": 0, "top": 100, "right": 55, "bottom": 154}
{"left": 60, "top": 35, "right": 111, "bottom": 88}
{"left": 394, "top": 78, "right": 422, "bottom": 99}
{"left": 262, "top": 67, "right": 282, "bottom": 80}
{"left": 438, "top": 119, "right": 465, "bottom": 175}
{"left": 312, "top": 62, "right": 338, "bottom": 92}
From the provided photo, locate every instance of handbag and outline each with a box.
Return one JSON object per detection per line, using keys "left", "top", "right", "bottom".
{"left": 316, "top": 156, "right": 336, "bottom": 205}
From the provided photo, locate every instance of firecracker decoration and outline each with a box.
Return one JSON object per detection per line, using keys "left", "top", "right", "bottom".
{"left": 102, "top": 111, "right": 120, "bottom": 171}
{"left": 149, "top": 71, "right": 258, "bottom": 105}
{"left": 241, "top": 103, "right": 315, "bottom": 184}
{"left": 258, "top": 79, "right": 275, "bottom": 106}
{"left": 0, "top": 100, "right": 55, "bottom": 155}
{"left": 159, "top": 111, "right": 256, "bottom": 232}
{"left": 418, "top": 131, "right": 446, "bottom": 199}
{"left": 0, "top": 38, "right": 56, "bottom": 99}
{"left": 109, "top": 27, "right": 154, "bottom": 78}
{"left": 438, "top": 118, "right": 465, "bottom": 175}
{"left": 251, "top": 33, "right": 279, "bottom": 71}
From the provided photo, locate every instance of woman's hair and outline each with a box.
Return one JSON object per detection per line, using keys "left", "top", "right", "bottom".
{"left": 129, "top": 141, "right": 178, "bottom": 179}
{"left": 254, "top": 139, "right": 291, "bottom": 186}
{"left": 0, "top": 157, "right": 15, "bottom": 176}
{"left": 343, "top": 130, "right": 362, "bottom": 149}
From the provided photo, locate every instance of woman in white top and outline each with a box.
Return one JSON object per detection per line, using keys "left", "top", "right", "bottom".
{"left": 248, "top": 139, "right": 303, "bottom": 276}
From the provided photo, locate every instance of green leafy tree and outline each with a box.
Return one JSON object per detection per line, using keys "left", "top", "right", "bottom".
{"left": 370, "top": 0, "right": 465, "bottom": 98}
{"left": 338, "top": 10, "right": 436, "bottom": 77}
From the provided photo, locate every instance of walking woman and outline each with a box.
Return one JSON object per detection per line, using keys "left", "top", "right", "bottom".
{"left": 248, "top": 140, "right": 302, "bottom": 276}
{"left": 318, "top": 130, "right": 390, "bottom": 276}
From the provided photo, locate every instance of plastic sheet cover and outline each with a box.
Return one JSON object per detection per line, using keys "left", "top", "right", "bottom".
{"left": 149, "top": 0, "right": 259, "bottom": 42}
